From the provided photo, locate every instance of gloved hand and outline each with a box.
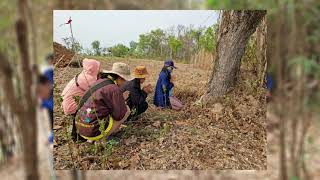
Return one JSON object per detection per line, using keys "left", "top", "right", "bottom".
{"left": 169, "top": 88, "right": 173, "bottom": 97}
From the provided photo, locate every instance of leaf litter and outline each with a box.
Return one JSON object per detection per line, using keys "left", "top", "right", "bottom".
{"left": 53, "top": 57, "right": 266, "bottom": 170}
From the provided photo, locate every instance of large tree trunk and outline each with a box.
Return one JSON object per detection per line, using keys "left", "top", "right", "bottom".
{"left": 204, "top": 10, "right": 266, "bottom": 102}
{"left": 275, "top": 4, "right": 288, "bottom": 180}
{"left": 6, "top": 0, "right": 39, "bottom": 179}
{"left": 256, "top": 16, "right": 267, "bottom": 86}
{"left": 16, "top": 19, "right": 39, "bottom": 180}
{"left": 17, "top": 0, "right": 39, "bottom": 177}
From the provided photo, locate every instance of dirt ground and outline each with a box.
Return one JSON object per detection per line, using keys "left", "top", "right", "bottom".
{"left": 53, "top": 42, "right": 75, "bottom": 68}
{"left": 53, "top": 56, "right": 267, "bottom": 170}
{"left": 2, "top": 57, "right": 320, "bottom": 179}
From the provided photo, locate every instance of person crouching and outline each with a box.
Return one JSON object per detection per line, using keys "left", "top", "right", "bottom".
{"left": 74, "top": 62, "right": 132, "bottom": 142}
{"left": 154, "top": 59, "right": 176, "bottom": 108}
{"left": 120, "top": 65, "right": 152, "bottom": 121}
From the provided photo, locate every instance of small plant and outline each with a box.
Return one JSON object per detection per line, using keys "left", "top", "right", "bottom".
{"left": 190, "top": 127, "right": 198, "bottom": 135}
{"left": 105, "top": 139, "right": 118, "bottom": 156}
{"left": 88, "top": 143, "right": 97, "bottom": 154}
{"left": 64, "top": 115, "right": 77, "bottom": 168}
{"left": 122, "top": 124, "right": 134, "bottom": 138}
{"left": 159, "top": 123, "right": 171, "bottom": 137}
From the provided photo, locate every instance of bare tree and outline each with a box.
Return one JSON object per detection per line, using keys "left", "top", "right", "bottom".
{"left": 0, "top": 0, "right": 38, "bottom": 179}
{"left": 203, "top": 10, "right": 266, "bottom": 102}
{"left": 289, "top": 1, "right": 312, "bottom": 180}
{"left": 275, "top": 4, "right": 288, "bottom": 180}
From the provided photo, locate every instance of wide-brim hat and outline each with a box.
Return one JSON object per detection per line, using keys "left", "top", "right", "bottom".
{"left": 132, "top": 65, "right": 149, "bottom": 79}
{"left": 102, "top": 62, "right": 133, "bottom": 81}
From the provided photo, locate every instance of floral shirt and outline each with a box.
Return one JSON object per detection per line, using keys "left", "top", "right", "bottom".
{"left": 76, "top": 79, "right": 127, "bottom": 137}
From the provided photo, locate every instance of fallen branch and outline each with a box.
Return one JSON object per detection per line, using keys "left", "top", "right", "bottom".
{"left": 54, "top": 55, "right": 65, "bottom": 69}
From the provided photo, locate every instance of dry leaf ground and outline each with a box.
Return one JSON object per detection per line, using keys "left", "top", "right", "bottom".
{"left": 53, "top": 56, "right": 267, "bottom": 170}
{"left": 3, "top": 56, "right": 320, "bottom": 179}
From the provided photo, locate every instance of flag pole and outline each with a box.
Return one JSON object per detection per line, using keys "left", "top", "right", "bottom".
{"left": 69, "top": 16, "right": 75, "bottom": 50}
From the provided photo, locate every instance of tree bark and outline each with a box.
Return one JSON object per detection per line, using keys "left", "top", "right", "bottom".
{"left": 16, "top": 0, "right": 39, "bottom": 179}
{"left": 16, "top": 20, "right": 39, "bottom": 180}
{"left": 276, "top": 4, "right": 288, "bottom": 180}
{"left": 204, "top": 10, "right": 266, "bottom": 102}
{"left": 256, "top": 16, "right": 267, "bottom": 86}
{"left": 26, "top": 0, "right": 37, "bottom": 65}
{"left": 288, "top": 1, "right": 299, "bottom": 177}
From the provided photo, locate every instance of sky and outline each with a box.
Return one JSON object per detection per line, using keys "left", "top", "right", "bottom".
{"left": 53, "top": 10, "right": 219, "bottom": 50}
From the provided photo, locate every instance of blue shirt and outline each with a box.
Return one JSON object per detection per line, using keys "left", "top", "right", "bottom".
{"left": 154, "top": 69, "right": 174, "bottom": 107}
{"left": 43, "top": 68, "right": 54, "bottom": 85}
{"left": 41, "top": 93, "right": 53, "bottom": 113}
{"left": 266, "top": 74, "right": 273, "bottom": 91}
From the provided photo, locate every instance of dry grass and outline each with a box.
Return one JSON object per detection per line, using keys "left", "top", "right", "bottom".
{"left": 53, "top": 57, "right": 267, "bottom": 170}
{"left": 190, "top": 49, "right": 214, "bottom": 70}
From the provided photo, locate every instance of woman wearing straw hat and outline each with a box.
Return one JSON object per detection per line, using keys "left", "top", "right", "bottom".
{"left": 74, "top": 62, "right": 133, "bottom": 142}
{"left": 120, "top": 65, "right": 152, "bottom": 121}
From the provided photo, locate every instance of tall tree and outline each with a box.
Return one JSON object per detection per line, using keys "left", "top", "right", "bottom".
{"left": 168, "top": 36, "right": 182, "bottom": 58}
{"left": 149, "top": 28, "right": 165, "bottom": 57}
{"left": 0, "top": 0, "right": 39, "bottom": 179}
{"left": 91, "top": 40, "right": 102, "bottom": 56}
{"left": 199, "top": 26, "right": 216, "bottom": 52}
{"left": 203, "top": 10, "right": 266, "bottom": 102}
{"left": 107, "top": 43, "right": 130, "bottom": 57}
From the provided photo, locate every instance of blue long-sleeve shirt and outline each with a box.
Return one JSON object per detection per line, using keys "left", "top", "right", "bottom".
{"left": 41, "top": 94, "right": 53, "bottom": 113}
{"left": 154, "top": 70, "right": 174, "bottom": 108}
{"left": 266, "top": 74, "right": 273, "bottom": 91}
{"left": 43, "top": 68, "right": 54, "bottom": 85}
{"left": 41, "top": 92, "right": 53, "bottom": 129}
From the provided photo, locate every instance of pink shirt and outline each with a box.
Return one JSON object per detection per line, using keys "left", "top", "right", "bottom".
{"left": 61, "top": 58, "right": 101, "bottom": 115}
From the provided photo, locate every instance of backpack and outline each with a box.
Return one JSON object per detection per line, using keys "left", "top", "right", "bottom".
{"left": 71, "top": 78, "right": 114, "bottom": 142}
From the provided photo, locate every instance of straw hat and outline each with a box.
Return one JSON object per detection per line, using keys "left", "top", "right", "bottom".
{"left": 102, "top": 62, "right": 133, "bottom": 81}
{"left": 132, "top": 65, "right": 149, "bottom": 79}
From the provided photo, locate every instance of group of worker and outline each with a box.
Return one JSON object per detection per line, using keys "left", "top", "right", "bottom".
{"left": 37, "top": 56, "right": 274, "bottom": 143}
{"left": 59, "top": 58, "right": 183, "bottom": 142}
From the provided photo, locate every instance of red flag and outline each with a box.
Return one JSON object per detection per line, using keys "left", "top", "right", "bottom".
{"left": 59, "top": 17, "right": 72, "bottom": 27}
{"left": 66, "top": 18, "right": 72, "bottom": 24}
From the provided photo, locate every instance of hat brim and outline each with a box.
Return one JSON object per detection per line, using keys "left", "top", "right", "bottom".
{"left": 102, "top": 70, "right": 134, "bottom": 81}
{"left": 165, "top": 64, "right": 177, "bottom": 69}
{"left": 132, "top": 72, "right": 149, "bottom": 79}
{"left": 133, "top": 74, "right": 149, "bottom": 79}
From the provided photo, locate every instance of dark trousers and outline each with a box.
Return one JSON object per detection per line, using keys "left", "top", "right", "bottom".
{"left": 71, "top": 114, "right": 86, "bottom": 142}
{"left": 127, "top": 102, "right": 148, "bottom": 121}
